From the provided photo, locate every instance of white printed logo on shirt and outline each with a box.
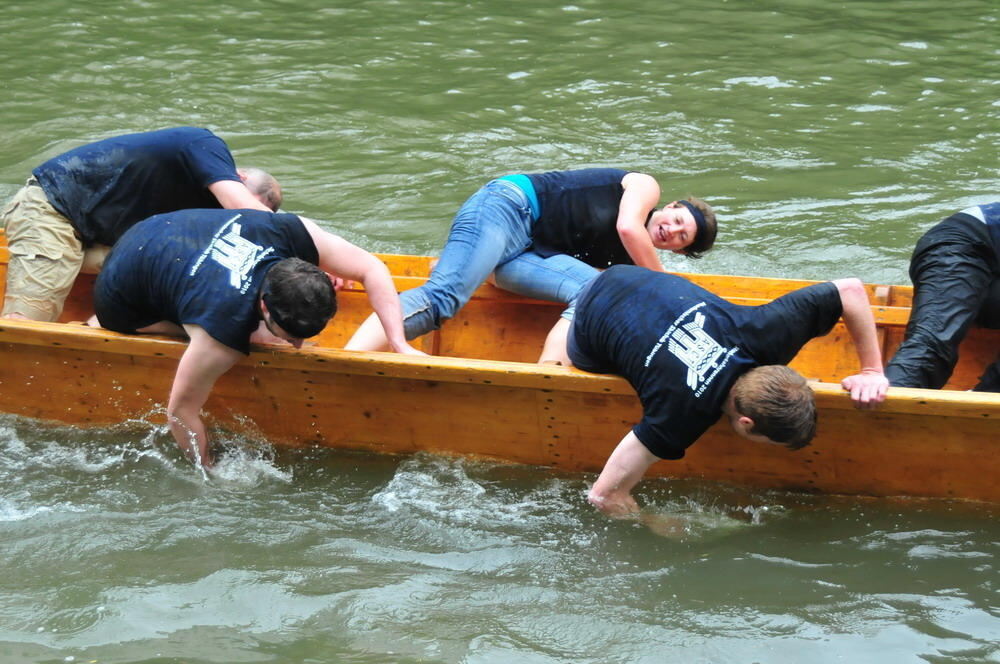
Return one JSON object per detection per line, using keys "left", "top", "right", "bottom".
{"left": 189, "top": 213, "right": 275, "bottom": 294}
{"left": 644, "top": 301, "right": 738, "bottom": 398}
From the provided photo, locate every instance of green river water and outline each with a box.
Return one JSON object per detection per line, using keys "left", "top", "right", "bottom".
{"left": 1, "top": 1, "right": 998, "bottom": 662}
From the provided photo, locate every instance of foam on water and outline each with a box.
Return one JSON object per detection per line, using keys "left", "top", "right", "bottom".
{"left": 0, "top": 497, "right": 87, "bottom": 523}
{"left": 209, "top": 436, "right": 293, "bottom": 486}
{"left": 0, "top": 413, "right": 293, "bottom": 494}
{"left": 372, "top": 454, "right": 579, "bottom": 526}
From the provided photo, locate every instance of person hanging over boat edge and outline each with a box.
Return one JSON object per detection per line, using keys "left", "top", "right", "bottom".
{"left": 885, "top": 201, "right": 1000, "bottom": 392}
{"left": 2, "top": 127, "right": 281, "bottom": 322}
{"left": 345, "top": 168, "right": 717, "bottom": 355}
{"left": 540, "top": 266, "right": 889, "bottom": 517}
{"left": 88, "top": 208, "right": 423, "bottom": 468}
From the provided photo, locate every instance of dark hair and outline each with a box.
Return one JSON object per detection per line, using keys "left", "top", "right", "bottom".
{"left": 730, "top": 365, "right": 816, "bottom": 449}
{"left": 261, "top": 258, "right": 336, "bottom": 338}
{"left": 242, "top": 167, "right": 283, "bottom": 211}
{"left": 681, "top": 196, "right": 717, "bottom": 259}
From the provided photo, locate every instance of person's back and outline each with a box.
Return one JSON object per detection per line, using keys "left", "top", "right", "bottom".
{"left": 95, "top": 208, "right": 319, "bottom": 353}
{"left": 569, "top": 265, "right": 843, "bottom": 459}
{"left": 33, "top": 127, "right": 243, "bottom": 247}
{"left": 527, "top": 168, "right": 633, "bottom": 267}
{"left": 558, "top": 266, "right": 887, "bottom": 516}
{"left": 90, "top": 206, "right": 421, "bottom": 469}
{"left": 2, "top": 127, "right": 280, "bottom": 322}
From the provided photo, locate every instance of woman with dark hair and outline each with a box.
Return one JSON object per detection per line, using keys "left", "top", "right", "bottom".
{"left": 347, "top": 168, "right": 717, "bottom": 357}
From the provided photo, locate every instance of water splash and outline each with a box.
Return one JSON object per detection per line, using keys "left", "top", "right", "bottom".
{"left": 209, "top": 435, "right": 293, "bottom": 486}
{"left": 371, "top": 453, "right": 578, "bottom": 528}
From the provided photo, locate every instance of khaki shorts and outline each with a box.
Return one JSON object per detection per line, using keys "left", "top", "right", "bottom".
{"left": 1, "top": 179, "right": 84, "bottom": 321}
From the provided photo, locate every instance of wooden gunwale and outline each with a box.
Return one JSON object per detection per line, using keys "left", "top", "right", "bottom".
{"left": 1, "top": 235, "right": 999, "bottom": 502}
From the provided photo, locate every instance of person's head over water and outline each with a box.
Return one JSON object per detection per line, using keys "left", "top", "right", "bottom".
{"left": 726, "top": 365, "right": 816, "bottom": 449}
{"left": 238, "top": 167, "right": 283, "bottom": 211}
{"left": 259, "top": 258, "right": 336, "bottom": 346}
{"left": 645, "top": 196, "right": 717, "bottom": 258}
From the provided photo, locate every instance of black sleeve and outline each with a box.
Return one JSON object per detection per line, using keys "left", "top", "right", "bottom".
{"left": 281, "top": 214, "right": 320, "bottom": 265}
{"left": 740, "top": 282, "right": 843, "bottom": 366}
{"left": 633, "top": 410, "right": 719, "bottom": 460}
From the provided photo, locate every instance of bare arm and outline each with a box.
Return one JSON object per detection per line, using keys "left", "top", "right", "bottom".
{"left": 615, "top": 172, "right": 666, "bottom": 272}
{"left": 299, "top": 217, "right": 423, "bottom": 355}
{"left": 166, "top": 325, "right": 243, "bottom": 467}
{"left": 833, "top": 278, "right": 889, "bottom": 409}
{"left": 207, "top": 179, "right": 272, "bottom": 212}
{"left": 588, "top": 430, "right": 660, "bottom": 516}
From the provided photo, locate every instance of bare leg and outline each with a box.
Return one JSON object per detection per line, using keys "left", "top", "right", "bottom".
{"left": 538, "top": 317, "right": 573, "bottom": 366}
{"left": 345, "top": 312, "right": 390, "bottom": 351}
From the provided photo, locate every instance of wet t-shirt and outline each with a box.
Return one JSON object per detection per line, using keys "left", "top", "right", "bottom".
{"left": 94, "top": 209, "right": 318, "bottom": 354}
{"left": 33, "top": 127, "right": 241, "bottom": 246}
{"left": 569, "top": 265, "right": 842, "bottom": 459}
{"left": 526, "top": 168, "right": 632, "bottom": 268}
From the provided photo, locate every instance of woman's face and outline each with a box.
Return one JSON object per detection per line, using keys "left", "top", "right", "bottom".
{"left": 646, "top": 202, "right": 697, "bottom": 253}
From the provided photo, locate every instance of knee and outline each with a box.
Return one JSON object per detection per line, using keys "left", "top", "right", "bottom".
{"left": 400, "top": 284, "right": 467, "bottom": 337}
{"left": 426, "top": 283, "right": 468, "bottom": 322}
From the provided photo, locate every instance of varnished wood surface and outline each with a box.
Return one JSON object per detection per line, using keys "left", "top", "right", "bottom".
{"left": 1, "top": 236, "right": 998, "bottom": 501}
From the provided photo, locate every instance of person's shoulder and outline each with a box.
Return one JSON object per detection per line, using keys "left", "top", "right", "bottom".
{"left": 170, "top": 126, "right": 215, "bottom": 137}
{"left": 271, "top": 211, "right": 303, "bottom": 227}
{"left": 152, "top": 126, "right": 225, "bottom": 148}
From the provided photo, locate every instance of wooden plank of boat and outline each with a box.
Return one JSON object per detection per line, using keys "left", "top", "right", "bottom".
{"left": 1, "top": 235, "right": 998, "bottom": 502}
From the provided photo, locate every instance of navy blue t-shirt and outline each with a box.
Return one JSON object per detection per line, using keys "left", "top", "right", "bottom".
{"left": 33, "top": 127, "right": 242, "bottom": 247}
{"left": 569, "top": 265, "right": 843, "bottom": 459}
{"left": 526, "top": 168, "right": 633, "bottom": 268}
{"left": 94, "top": 209, "right": 318, "bottom": 354}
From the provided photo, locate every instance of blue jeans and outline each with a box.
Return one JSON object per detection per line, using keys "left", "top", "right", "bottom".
{"left": 400, "top": 179, "right": 599, "bottom": 339}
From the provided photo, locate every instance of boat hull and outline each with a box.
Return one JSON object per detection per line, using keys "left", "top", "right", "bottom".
{"left": 1, "top": 240, "right": 998, "bottom": 501}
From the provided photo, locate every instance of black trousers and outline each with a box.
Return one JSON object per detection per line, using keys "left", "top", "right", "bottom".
{"left": 885, "top": 214, "right": 1000, "bottom": 392}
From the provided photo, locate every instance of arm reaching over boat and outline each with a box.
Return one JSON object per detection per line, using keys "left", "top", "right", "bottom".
{"left": 832, "top": 278, "right": 889, "bottom": 409}
{"left": 614, "top": 172, "right": 715, "bottom": 271}
{"left": 298, "top": 217, "right": 423, "bottom": 356}
{"left": 559, "top": 266, "right": 889, "bottom": 516}
{"left": 167, "top": 326, "right": 244, "bottom": 467}
{"left": 91, "top": 209, "right": 338, "bottom": 467}
{"left": 586, "top": 431, "right": 657, "bottom": 516}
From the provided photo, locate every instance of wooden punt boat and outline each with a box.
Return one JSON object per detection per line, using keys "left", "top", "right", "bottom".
{"left": 1, "top": 232, "right": 998, "bottom": 502}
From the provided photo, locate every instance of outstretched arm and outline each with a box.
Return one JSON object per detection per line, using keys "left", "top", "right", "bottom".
{"left": 588, "top": 430, "right": 660, "bottom": 516}
{"left": 833, "top": 278, "right": 889, "bottom": 409}
{"left": 167, "top": 325, "right": 243, "bottom": 467}
{"left": 615, "top": 172, "right": 666, "bottom": 272}
{"left": 207, "top": 179, "right": 273, "bottom": 212}
{"left": 299, "top": 217, "right": 423, "bottom": 355}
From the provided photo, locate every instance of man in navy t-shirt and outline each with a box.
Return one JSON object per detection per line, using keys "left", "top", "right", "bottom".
{"left": 2, "top": 127, "right": 282, "bottom": 321}
{"left": 554, "top": 266, "right": 889, "bottom": 516}
{"left": 91, "top": 208, "right": 424, "bottom": 469}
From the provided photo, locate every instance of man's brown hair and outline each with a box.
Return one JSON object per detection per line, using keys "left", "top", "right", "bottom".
{"left": 730, "top": 365, "right": 816, "bottom": 449}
